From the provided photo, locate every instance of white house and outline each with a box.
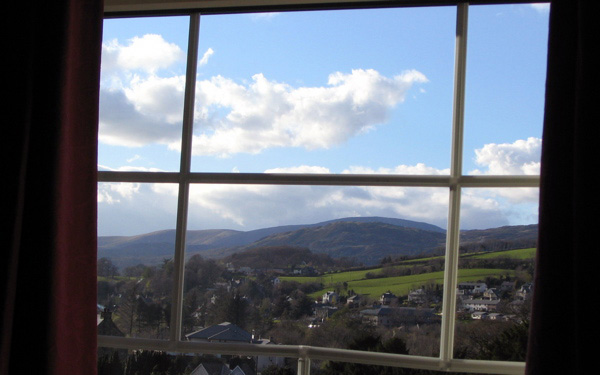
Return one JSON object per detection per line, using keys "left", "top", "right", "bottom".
{"left": 457, "top": 282, "right": 488, "bottom": 296}
{"left": 322, "top": 291, "right": 338, "bottom": 304}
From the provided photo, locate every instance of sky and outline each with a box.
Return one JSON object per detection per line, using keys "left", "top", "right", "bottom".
{"left": 97, "top": 3, "right": 550, "bottom": 236}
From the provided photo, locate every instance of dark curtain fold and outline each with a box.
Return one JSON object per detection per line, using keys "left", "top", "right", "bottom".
{"left": 2, "top": 0, "right": 103, "bottom": 374}
{"left": 526, "top": 0, "right": 599, "bottom": 374}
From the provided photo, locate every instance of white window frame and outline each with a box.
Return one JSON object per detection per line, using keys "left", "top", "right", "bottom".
{"left": 98, "top": 1, "right": 543, "bottom": 374}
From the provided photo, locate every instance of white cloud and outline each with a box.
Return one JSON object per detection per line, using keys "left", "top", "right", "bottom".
{"left": 467, "top": 137, "right": 541, "bottom": 205}
{"left": 99, "top": 88, "right": 183, "bottom": 147}
{"left": 343, "top": 163, "right": 450, "bottom": 175}
{"left": 99, "top": 62, "right": 427, "bottom": 154}
{"left": 98, "top": 182, "right": 141, "bottom": 205}
{"left": 471, "top": 137, "right": 541, "bottom": 176}
{"left": 199, "top": 48, "right": 214, "bottom": 66}
{"left": 264, "top": 165, "right": 331, "bottom": 174}
{"left": 183, "top": 183, "right": 451, "bottom": 231}
{"left": 101, "top": 34, "right": 184, "bottom": 74}
{"left": 192, "top": 69, "right": 428, "bottom": 156}
{"left": 98, "top": 159, "right": 538, "bottom": 235}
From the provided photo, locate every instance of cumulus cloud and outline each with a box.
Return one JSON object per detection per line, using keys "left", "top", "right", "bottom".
{"left": 101, "top": 34, "right": 184, "bottom": 74}
{"left": 192, "top": 69, "right": 428, "bottom": 156}
{"left": 470, "top": 137, "right": 541, "bottom": 175}
{"left": 467, "top": 137, "right": 541, "bottom": 204}
{"left": 100, "top": 61, "right": 426, "bottom": 153}
{"left": 98, "top": 182, "right": 141, "bottom": 204}
{"left": 99, "top": 34, "right": 427, "bottom": 155}
{"left": 182, "top": 183, "right": 451, "bottom": 231}
{"left": 99, "top": 87, "right": 183, "bottom": 147}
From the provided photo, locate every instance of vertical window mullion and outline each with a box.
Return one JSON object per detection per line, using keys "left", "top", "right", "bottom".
{"left": 440, "top": 2, "right": 468, "bottom": 365}
{"left": 170, "top": 12, "right": 201, "bottom": 343}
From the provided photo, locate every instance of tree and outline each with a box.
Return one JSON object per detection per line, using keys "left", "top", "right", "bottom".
{"left": 321, "top": 333, "right": 411, "bottom": 375}
{"left": 477, "top": 321, "right": 529, "bottom": 361}
{"left": 98, "top": 257, "right": 119, "bottom": 278}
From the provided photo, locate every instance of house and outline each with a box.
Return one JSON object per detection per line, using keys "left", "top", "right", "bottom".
{"left": 483, "top": 288, "right": 499, "bottom": 300}
{"left": 97, "top": 308, "right": 124, "bottom": 337}
{"left": 314, "top": 305, "right": 338, "bottom": 321}
{"left": 487, "top": 313, "right": 505, "bottom": 321}
{"left": 500, "top": 281, "right": 515, "bottom": 293}
{"left": 186, "top": 322, "right": 254, "bottom": 343}
{"left": 189, "top": 362, "right": 257, "bottom": 375}
{"left": 461, "top": 298, "right": 501, "bottom": 312}
{"left": 322, "top": 291, "right": 338, "bottom": 304}
{"left": 408, "top": 289, "right": 426, "bottom": 304}
{"left": 457, "top": 282, "right": 487, "bottom": 296}
{"left": 231, "top": 364, "right": 256, "bottom": 375}
{"left": 97, "top": 308, "right": 127, "bottom": 360}
{"left": 360, "top": 307, "right": 394, "bottom": 327}
{"left": 516, "top": 283, "right": 533, "bottom": 300}
{"left": 346, "top": 295, "right": 361, "bottom": 307}
{"left": 190, "top": 363, "right": 232, "bottom": 375}
{"left": 186, "top": 322, "right": 283, "bottom": 373}
{"left": 380, "top": 291, "right": 397, "bottom": 305}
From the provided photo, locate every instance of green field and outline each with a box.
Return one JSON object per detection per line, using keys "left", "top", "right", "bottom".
{"left": 281, "top": 247, "right": 534, "bottom": 299}
{"left": 464, "top": 247, "right": 536, "bottom": 260}
{"left": 299, "top": 268, "right": 514, "bottom": 299}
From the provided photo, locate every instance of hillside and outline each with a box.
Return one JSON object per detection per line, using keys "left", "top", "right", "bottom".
{"left": 243, "top": 221, "right": 447, "bottom": 264}
{"left": 222, "top": 246, "right": 342, "bottom": 270}
{"left": 98, "top": 216, "right": 537, "bottom": 269}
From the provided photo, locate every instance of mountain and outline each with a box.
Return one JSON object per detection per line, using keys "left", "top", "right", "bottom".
{"left": 240, "top": 221, "right": 447, "bottom": 265}
{"left": 98, "top": 217, "right": 537, "bottom": 268}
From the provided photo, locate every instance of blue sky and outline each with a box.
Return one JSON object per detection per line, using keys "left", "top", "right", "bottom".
{"left": 97, "top": 3, "right": 549, "bottom": 236}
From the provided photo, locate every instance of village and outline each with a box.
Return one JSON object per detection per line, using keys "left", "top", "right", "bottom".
{"left": 98, "top": 254, "right": 534, "bottom": 375}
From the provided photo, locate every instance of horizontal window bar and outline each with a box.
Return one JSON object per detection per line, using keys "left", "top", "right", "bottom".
{"left": 105, "top": 0, "right": 549, "bottom": 17}
{"left": 98, "top": 335, "right": 526, "bottom": 374}
{"left": 99, "top": 171, "right": 538, "bottom": 187}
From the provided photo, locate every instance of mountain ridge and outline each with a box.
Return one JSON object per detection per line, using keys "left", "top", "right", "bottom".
{"left": 98, "top": 217, "right": 537, "bottom": 268}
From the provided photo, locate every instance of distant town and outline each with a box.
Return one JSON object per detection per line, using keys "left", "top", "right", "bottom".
{"left": 98, "top": 242, "right": 534, "bottom": 375}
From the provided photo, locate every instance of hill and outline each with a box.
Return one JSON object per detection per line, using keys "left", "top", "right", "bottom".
{"left": 222, "top": 246, "right": 342, "bottom": 270}
{"left": 97, "top": 216, "right": 537, "bottom": 269}
{"left": 242, "top": 221, "right": 447, "bottom": 264}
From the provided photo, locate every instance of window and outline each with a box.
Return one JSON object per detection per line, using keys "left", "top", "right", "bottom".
{"left": 98, "top": 1, "right": 548, "bottom": 374}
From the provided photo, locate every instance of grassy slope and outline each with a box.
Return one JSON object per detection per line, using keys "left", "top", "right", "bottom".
{"left": 281, "top": 247, "right": 535, "bottom": 298}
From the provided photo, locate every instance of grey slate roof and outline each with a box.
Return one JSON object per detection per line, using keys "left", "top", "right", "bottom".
{"left": 185, "top": 322, "right": 254, "bottom": 343}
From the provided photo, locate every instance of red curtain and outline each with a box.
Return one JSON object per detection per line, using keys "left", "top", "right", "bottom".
{"left": 526, "top": 0, "right": 599, "bottom": 373}
{"left": 2, "top": 0, "right": 103, "bottom": 374}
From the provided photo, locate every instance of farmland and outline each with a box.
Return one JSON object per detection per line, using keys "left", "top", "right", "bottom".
{"left": 280, "top": 247, "right": 535, "bottom": 298}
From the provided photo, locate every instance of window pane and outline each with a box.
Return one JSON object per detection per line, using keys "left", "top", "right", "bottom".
{"left": 191, "top": 7, "right": 455, "bottom": 174}
{"left": 463, "top": 4, "right": 549, "bottom": 175}
{"left": 182, "top": 185, "right": 448, "bottom": 357}
{"left": 454, "top": 188, "right": 538, "bottom": 361}
{"left": 97, "top": 182, "right": 179, "bottom": 339}
{"left": 98, "top": 16, "right": 189, "bottom": 172}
